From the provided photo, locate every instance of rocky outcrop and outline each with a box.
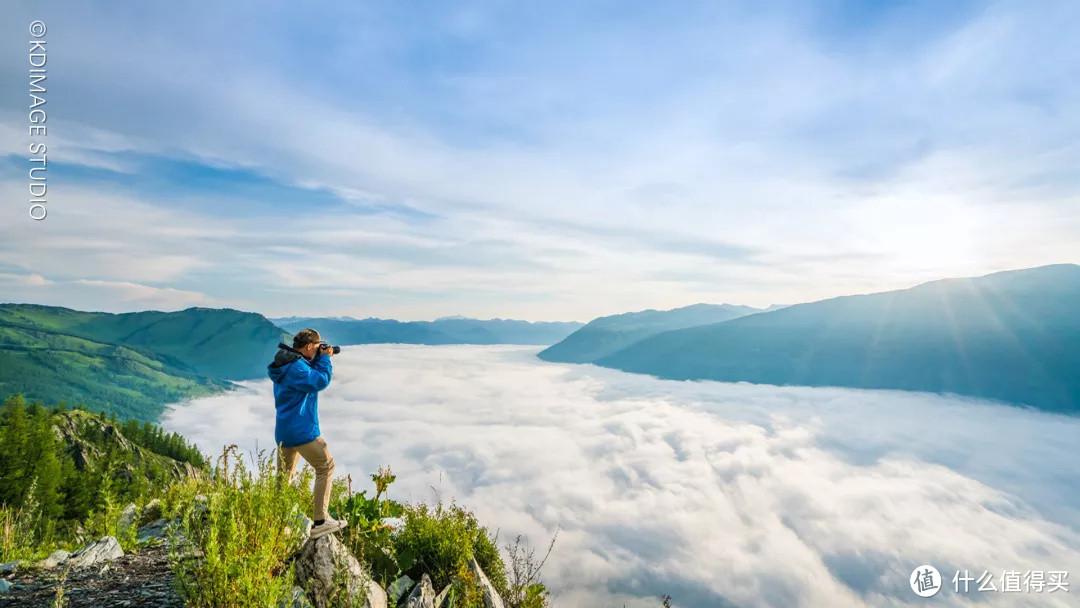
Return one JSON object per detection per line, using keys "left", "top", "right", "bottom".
{"left": 470, "top": 558, "right": 506, "bottom": 608}
{"left": 1, "top": 537, "right": 183, "bottom": 606}
{"left": 66, "top": 536, "right": 124, "bottom": 568}
{"left": 293, "top": 534, "right": 387, "bottom": 608}
{"left": 387, "top": 574, "right": 415, "bottom": 604}
{"left": 51, "top": 410, "right": 198, "bottom": 481}
{"left": 34, "top": 550, "right": 71, "bottom": 569}
{"left": 405, "top": 573, "right": 436, "bottom": 608}
{"left": 141, "top": 498, "right": 165, "bottom": 523}
{"left": 0, "top": 560, "right": 20, "bottom": 575}
{"left": 0, "top": 578, "right": 11, "bottom": 594}
{"left": 286, "top": 505, "right": 313, "bottom": 546}
{"left": 117, "top": 503, "right": 139, "bottom": 531}
{"left": 137, "top": 519, "right": 171, "bottom": 542}
{"left": 283, "top": 585, "right": 315, "bottom": 608}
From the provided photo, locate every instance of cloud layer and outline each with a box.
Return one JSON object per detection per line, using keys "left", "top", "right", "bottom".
{"left": 163, "top": 345, "right": 1080, "bottom": 607}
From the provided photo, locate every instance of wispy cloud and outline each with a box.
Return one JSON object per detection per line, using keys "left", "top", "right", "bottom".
{"left": 0, "top": 272, "right": 215, "bottom": 310}
{"left": 164, "top": 345, "right": 1080, "bottom": 607}
{"left": 0, "top": 1, "right": 1077, "bottom": 318}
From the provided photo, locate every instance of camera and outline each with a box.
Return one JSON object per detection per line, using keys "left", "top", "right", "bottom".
{"left": 318, "top": 342, "right": 341, "bottom": 355}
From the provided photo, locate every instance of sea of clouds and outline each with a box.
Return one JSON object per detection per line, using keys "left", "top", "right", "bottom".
{"left": 162, "top": 345, "right": 1080, "bottom": 608}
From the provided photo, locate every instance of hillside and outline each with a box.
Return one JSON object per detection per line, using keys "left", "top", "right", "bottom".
{"left": 0, "top": 397, "right": 559, "bottom": 608}
{"left": 0, "top": 304, "right": 289, "bottom": 421}
{"left": 276, "top": 315, "right": 583, "bottom": 346}
{"left": 594, "top": 265, "right": 1080, "bottom": 414}
{"left": 538, "top": 303, "right": 762, "bottom": 363}
{"left": 0, "top": 396, "right": 204, "bottom": 553}
{"left": 0, "top": 304, "right": 290, "bottom": 379}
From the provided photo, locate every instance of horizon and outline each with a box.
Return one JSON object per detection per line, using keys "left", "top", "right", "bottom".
{"left": 2, "top": 1, "right": 1079, "bottom": 322}
{"left": 1, "top": 261, "right": 1076, "bottom": 323}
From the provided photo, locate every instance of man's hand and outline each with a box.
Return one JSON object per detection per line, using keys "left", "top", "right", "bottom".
{"left": 319, "top": 344, "right": 335, "bottom": 357}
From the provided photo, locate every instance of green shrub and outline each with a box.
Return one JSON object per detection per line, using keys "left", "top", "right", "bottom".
{"left": 333, "top": 467, "right": 413, "bottom": 586}
{"left": 167, "top": 445, "right": 314, "bottom": 607}
{"left": 394, "top": 499, "right": 509, "bottom": 601}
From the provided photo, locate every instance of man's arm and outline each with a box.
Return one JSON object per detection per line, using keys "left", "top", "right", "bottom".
{"left": 291, "top": 353, "right": 333, "bottom": 392}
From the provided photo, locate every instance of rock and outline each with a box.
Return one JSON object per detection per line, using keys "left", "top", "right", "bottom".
{"left": 141, "top": 498, "right": 165, "bottom": 523}
{"left": 434, "top": 584, "right": 450, "bottom": 608}
{"left": 469, "top": 558, "right": 505, "bottom": 608}
{"left": 365, "top": 580, "right": 388, "bottom": 608}
{"left": 137, "top": 519, "right": 171, "bottom": 542}
{"left": 0, "top": 560, "right": 19, "bottom": 575}
{"left": 0, "top": 578, "right": 10, "bottom": 594}
{"left": 118, "top": 502, "right": 139, "bottom": 530}
{"left": 293, "top": 534, "right": 386, "bottom": 608}
{"left": 193, "top": 494, "right": 209, "bottom": 516}
{"left": 67, "top": 536, "right": 124, "bottom": 568}
{"left": 282, "top": 585, "right": 314, "bottom": 608}
{"left": 286, "top": 506, "right": 313, "bottom": 546}
{"left": 405, "top": 573, "right": 436, "bottom": 608}
{"left": 387, "top": 574, "right": 416, "bottom": 605}
{"left": 35, "top": 550, "right": 71, "bottom": 569}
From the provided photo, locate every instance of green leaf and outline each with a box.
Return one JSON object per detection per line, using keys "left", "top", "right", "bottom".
{"left": 397, "top": 548, "right": 415, "bottom": 571}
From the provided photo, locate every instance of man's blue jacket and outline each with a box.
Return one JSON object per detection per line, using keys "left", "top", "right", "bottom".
{"left": 268, "top": 348, "right": 333, "bottom": 448}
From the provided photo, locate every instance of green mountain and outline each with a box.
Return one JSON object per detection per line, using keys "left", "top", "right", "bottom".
{"left": 0, "top": 304, "right": 290, "bottom": 421}
{"left": 275, "top": 316, "right": 583, "bottom": 346}
{"left": 537, "top": 303, "right": 763, "bottom": 363}
{"left": 593, "top": 265, "right": 1080, "bottom": 414}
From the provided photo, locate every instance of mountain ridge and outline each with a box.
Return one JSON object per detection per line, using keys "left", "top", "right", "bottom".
{"left": 589, "top": 264, "right": 1080, "bottom": 414}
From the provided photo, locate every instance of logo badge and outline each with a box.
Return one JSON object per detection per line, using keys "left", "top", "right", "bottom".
{"left": 911, "top": 564, "right": 942, "bottom": 597}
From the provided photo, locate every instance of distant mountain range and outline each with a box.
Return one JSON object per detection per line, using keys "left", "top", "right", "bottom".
{"left": 547, "top": 264, "right": 1079, "bottom": 414}
{"left": 0, "top": 304, "right": 288, "bottom": 421}
{"left": 538, "top": 303, "right": 764, "bottom": 363}
{"left": 273, "top": 316, "right": 583, "bottom": 346}
{"left": 7, "top": 263, "right": 1076, "bottom": 421}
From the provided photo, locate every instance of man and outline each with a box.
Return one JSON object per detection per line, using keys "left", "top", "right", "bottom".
{"left": 268, "top": 328, "right": 345, "bottom": 539}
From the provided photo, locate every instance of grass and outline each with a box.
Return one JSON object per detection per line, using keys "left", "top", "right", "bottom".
{"left": 166, "top": 444, "right": 314, "bottom": 607}
{"left": 1, "top": 481, "right": 148, "bottom": 564}
{"left": 52, "top": 566, "right": 70, "bottom": 608}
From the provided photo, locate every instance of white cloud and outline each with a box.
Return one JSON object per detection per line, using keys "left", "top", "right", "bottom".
{"left": 163, "top": 345, "right": 1080, "bottom": 608}
{"left": 2, "top": 2, "right": 1077, "bottom": 319}
{"left": 0, "top": 272, "right": 214, "bottom": 311}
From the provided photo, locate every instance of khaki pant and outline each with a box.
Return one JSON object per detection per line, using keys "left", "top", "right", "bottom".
{"left": 278, "top": 436, "right": 335, "bottom": 521}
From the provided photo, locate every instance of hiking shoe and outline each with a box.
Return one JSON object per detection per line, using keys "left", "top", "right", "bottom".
{"left": 309, "top": 517, "right": 347, "bottom": 539}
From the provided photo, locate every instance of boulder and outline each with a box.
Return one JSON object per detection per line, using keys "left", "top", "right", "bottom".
{"left": 35, "top": 550, "right": 71, "bottom": 569}
{"left": 434, "top": 584, "right": 451, "bottom": 608}
{"left": 0, "top": 561, "right": 19, "bottom": 575}
{"left": 282, "top": 585, "right": 315, "bottom": 608}
{"left": 387, "top": 574, "right": 415, "bottom": 605}
{"left": 193, "top": 494, "right": 209, "bottom": 516}
{"left": 469, "top": 558, "right": 505, "bottom": 608}
{"left": 117, "top": 502, "right": 139, "bottom": 530}
{"left": 0, "top": 578, "right": 11, "bottom": 594}
{"left": 141, "top": 498, "right": 165, "bottom": 523}
{"left": 66, "top": 536, "right": 124, "bottom": 568}
{"left": 293, "top": 534, "right": 387, "bottom": 608}
{"left": 286, "top": 506, "right": 313, "bottom": 546}
{"left": 405, "top": 573, "right": 436, "bottom": 608}
{"left": 365, "top": 580, "right": 389, "bottom": 608}
{"left": 137, "top": 519, "right": 171, "bottom": 542}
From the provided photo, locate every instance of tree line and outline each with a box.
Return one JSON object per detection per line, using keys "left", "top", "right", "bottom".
{"left": 0, "top": 393, "right": 207, "bottom": 541}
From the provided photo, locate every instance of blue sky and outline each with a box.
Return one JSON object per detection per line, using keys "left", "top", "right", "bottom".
{"left": 1, "top": 0, "right": 1077, "bottom": 321}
